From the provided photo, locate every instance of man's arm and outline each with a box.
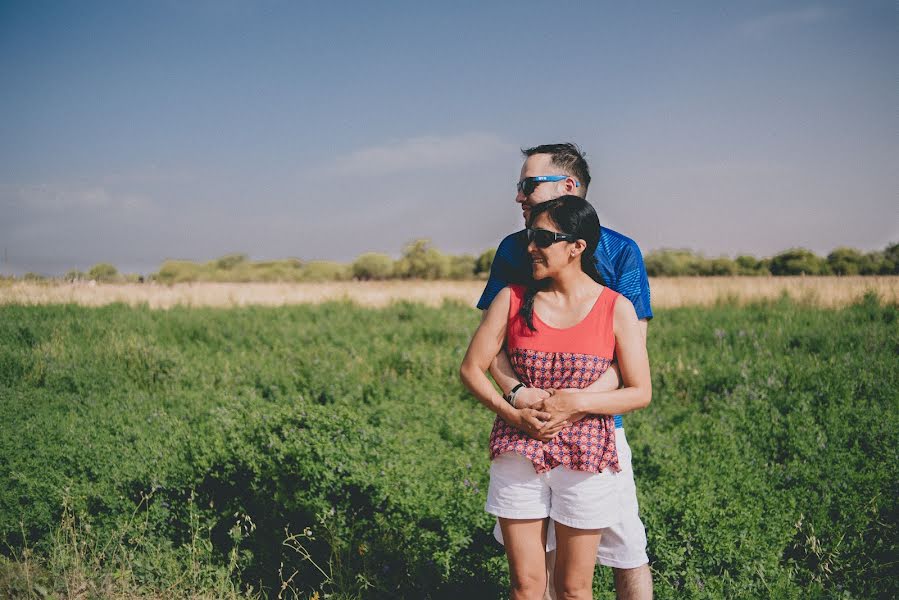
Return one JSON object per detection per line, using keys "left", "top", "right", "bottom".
{"left": 538, "top": 300, "right": 651, "bottom": 428}
{"left": 565, "top": 317, "right": 648, "bottom": 394}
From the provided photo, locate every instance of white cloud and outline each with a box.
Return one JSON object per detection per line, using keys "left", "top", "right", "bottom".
{"left": 0, "top": 183, "right": 150, "bottom": 215}
{"left": 316, "top": 132, "right": 517, "bottom": 177}
{"left": 741, "top": 6, "right": 838, "bottom": 38}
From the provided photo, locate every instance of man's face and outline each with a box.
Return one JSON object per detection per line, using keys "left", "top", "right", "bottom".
{"left": 516, "top": 154, "right": 573, "bottom": 225}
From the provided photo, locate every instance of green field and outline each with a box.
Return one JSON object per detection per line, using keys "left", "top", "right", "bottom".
{"left": 1, "top": 297, "right": 897, "bottom": 599}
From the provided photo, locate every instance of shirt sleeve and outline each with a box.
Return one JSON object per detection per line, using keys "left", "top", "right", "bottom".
{"left": 477, "top": 235, "right": 522, "bottom": 310}
{"left": 614, "top": 241, "right": 653, "bottom": 320}
{"left": 477, "top": 247, "right": 512, "bottom": 310}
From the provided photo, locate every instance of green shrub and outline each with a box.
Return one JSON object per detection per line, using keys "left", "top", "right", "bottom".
{"left": 394, "top": 239, "right": 450, "bottom": 279}
{"left": 826, "top": 247, "right": 865, "bottom": 275}
{"left": 1, "top": 300, "right": 896, "bottom": 598}
{"left": 352, "top": 253, "right": 395, "bottom": 280}
{"left": 644, "top": 249, "right": 705, "bottom": 276}
{"left": 447, "top": 254, "right": 476, "bottom": 280}
{"left": 87, "top": 263, "right": 120, "bottom": 282}
{"left": 301, "top": 261, "right": 351, "bottom": 281}
{"left": 63, "top": 270, "right": 86, "bottom": 283}
{"left": 215, "top": 253, "right": 250, "bottom": 270}
{"left": 769, "top": 249, "right": 828, "bottom": 276}
{"left": 475, "top": 249, "right": 496, "bottom": 275}
{"left": 152, "top": 260, "right": 202, "bottom": 284}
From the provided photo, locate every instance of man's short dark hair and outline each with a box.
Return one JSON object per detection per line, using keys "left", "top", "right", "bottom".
{"left": 522, "top": 143, "right": 591, "bottom": 193}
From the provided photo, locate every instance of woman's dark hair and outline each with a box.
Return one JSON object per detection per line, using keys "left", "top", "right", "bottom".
{"left": 520, "top": 195, "right": 605, "bottom": 330}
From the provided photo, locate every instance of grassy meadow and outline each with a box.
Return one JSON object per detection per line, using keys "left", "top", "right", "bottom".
{"left": 0, "top": 293, "right": 897, "bottom": 598}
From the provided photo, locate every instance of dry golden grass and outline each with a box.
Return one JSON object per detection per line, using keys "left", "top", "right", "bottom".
{"left": 0, "top": 277, "right": 896, "bottom": 309}
{"left": 648, "top": 276, "right": 898, "bottom": 308}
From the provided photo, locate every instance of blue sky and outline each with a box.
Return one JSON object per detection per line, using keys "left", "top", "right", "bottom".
{"left": 1, "top": 1, "right": 896, "bottom": 275}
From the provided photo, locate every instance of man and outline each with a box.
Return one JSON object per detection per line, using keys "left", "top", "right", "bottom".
{"left": 477, "top": 143, "right": 653, "bottom": 600}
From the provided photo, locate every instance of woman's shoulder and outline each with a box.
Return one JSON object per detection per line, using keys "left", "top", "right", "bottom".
{"left": 483, "top": 285, "right": 522, "bottom": 315}
{"left": 506, "top": 283, "right": 527, "bottom": 297}
{"left": 611, "top": 290, "right": 637, "bottom": 322}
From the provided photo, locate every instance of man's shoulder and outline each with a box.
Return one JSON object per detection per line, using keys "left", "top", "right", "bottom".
{"left": 599, "top": 226, "right": 646, "bottom": 270}
{"left": 496, "top": 229, "right": 527, "bottom": 253}
{"left": 600, "top": 226, "right": 642, "bottom": 254}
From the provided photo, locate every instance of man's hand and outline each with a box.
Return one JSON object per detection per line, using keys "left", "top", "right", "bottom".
{"left": 512, "top": 387, "right": 551, "bottom": 409}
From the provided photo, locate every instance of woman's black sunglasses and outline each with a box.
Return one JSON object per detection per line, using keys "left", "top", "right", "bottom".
{"left": 526, "top": 228, "right": 578, "bottom": 248}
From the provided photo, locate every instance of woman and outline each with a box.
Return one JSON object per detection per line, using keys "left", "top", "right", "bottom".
{"left": 460, "top": 195, "right": 651, "bottom": 600}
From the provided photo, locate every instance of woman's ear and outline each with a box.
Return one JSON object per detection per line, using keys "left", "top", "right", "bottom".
{"left": 571, "top": 239, "right": 587, "bottom": 258}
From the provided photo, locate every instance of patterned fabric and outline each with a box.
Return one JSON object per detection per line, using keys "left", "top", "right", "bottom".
{"left": 488, "top": 286, "right": 621, "bottom": 475}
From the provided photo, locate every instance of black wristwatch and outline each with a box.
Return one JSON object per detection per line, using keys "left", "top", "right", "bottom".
{"left": 505, "top": 383, "right": 525, "bottom": 407}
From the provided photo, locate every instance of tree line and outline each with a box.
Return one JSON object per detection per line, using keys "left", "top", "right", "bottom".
{"left": 12, "top": 241, "right": 898, "bottom": 283}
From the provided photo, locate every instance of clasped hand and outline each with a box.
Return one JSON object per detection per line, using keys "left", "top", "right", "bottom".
{"left": 513, "top": 388, "right": 588, "bottom": 442}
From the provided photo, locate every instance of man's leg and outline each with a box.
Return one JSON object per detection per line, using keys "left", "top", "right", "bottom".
{"left": 613, "top": 565, "right": 653, "bottom": 600}
{"left": 598, "top": 429, "right": 652, "bottom": 599}
{"left": 543, "top": 549, "right": 556, "bottom": 600}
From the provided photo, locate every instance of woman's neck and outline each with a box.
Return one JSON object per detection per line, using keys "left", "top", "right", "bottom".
{"left": 544, "top": 267, "right": 599, "bottom": 299}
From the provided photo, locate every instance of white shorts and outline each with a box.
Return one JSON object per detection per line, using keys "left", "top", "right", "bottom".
{"left": 485, "top": 451, "right": 622, "bottom": 530}
{"left": 492, "top": 428, "right": 649, "bottom": 569}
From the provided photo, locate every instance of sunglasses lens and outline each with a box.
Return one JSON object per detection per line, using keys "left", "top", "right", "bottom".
{"left": 522, "top": 179, "right": 534, "bottom": 195}
{"left": 518, "top": 178, "right": 537, "bottom": 196}
{"left": 527, "top": 229, "right": 555, "bottom": 248}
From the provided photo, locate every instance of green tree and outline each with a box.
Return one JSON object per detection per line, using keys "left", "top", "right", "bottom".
{"left": 700, "top": 257, "right": 738, "bottom": 276}
{"left": 644, "top": 249, "right": 704, "bottom": 276}
{"left": 352, "top": 253, "right": 394, "bottom": 280}
{"left": 735, "top": 255, "right": 765, "bottom": 275}
{"left": 214, "top": 253, "right": 249, "bottom": 270}
{"left": 475, "top": 248, "right": 496, "bottom": 275}
{"left": 769, "top": 249, "right": 827, "bottom": 275}
{"left": 826, "top": 247, "right": 865, "bottom": 275}
{"left": 88, "top": 263, "right": 120, "bottom": 282}
{"left": 882, "top": 242, "right": 899, "bottom": 274}
{"left": 395, "top": 239, "right": 450, "bottom": 279}
{"left": 447, "top": 254, "right": 476, "bottom": 279}
{"left": 301, "top": 261, "right": 350, "bottom": 281}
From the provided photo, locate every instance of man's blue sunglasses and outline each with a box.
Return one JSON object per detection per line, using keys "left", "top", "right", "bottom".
{"left": 517, "top": 175, "right": 579, "bottom": 196}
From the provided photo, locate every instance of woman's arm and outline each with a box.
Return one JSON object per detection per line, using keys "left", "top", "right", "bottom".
{"left": 537, "top": 297, "right": 651, "bottom": 426}
{"left": 460, "top": 288, "right": 550, "bottom": 437}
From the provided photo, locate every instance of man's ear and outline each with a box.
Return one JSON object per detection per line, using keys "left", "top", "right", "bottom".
{"left": 563, "top": 177, "right": 579, "bottom": 194}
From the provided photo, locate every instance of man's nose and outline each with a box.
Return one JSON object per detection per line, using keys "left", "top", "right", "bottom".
{"left": 516, "top": 190, "right": 527, "bottom": 203}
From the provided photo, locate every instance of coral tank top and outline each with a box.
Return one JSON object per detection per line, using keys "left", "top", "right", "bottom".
{"left": 489, "top": 284, "right": 620, "bottom": 474}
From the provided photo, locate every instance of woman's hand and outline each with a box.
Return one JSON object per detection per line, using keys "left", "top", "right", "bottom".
{"left": 534, "top": 389, "right": 588, "bottom": 432}
{"left": 511, "top": 407, "right": 552, "bottom": 438}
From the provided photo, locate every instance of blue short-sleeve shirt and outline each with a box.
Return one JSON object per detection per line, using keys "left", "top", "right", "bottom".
{"left": 477, "top": 226, "right": 653, "bottom": 428}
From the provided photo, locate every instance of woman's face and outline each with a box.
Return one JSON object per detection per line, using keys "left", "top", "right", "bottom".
{"left": 527, "top": 213, "right": 577, "bottom": 280}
